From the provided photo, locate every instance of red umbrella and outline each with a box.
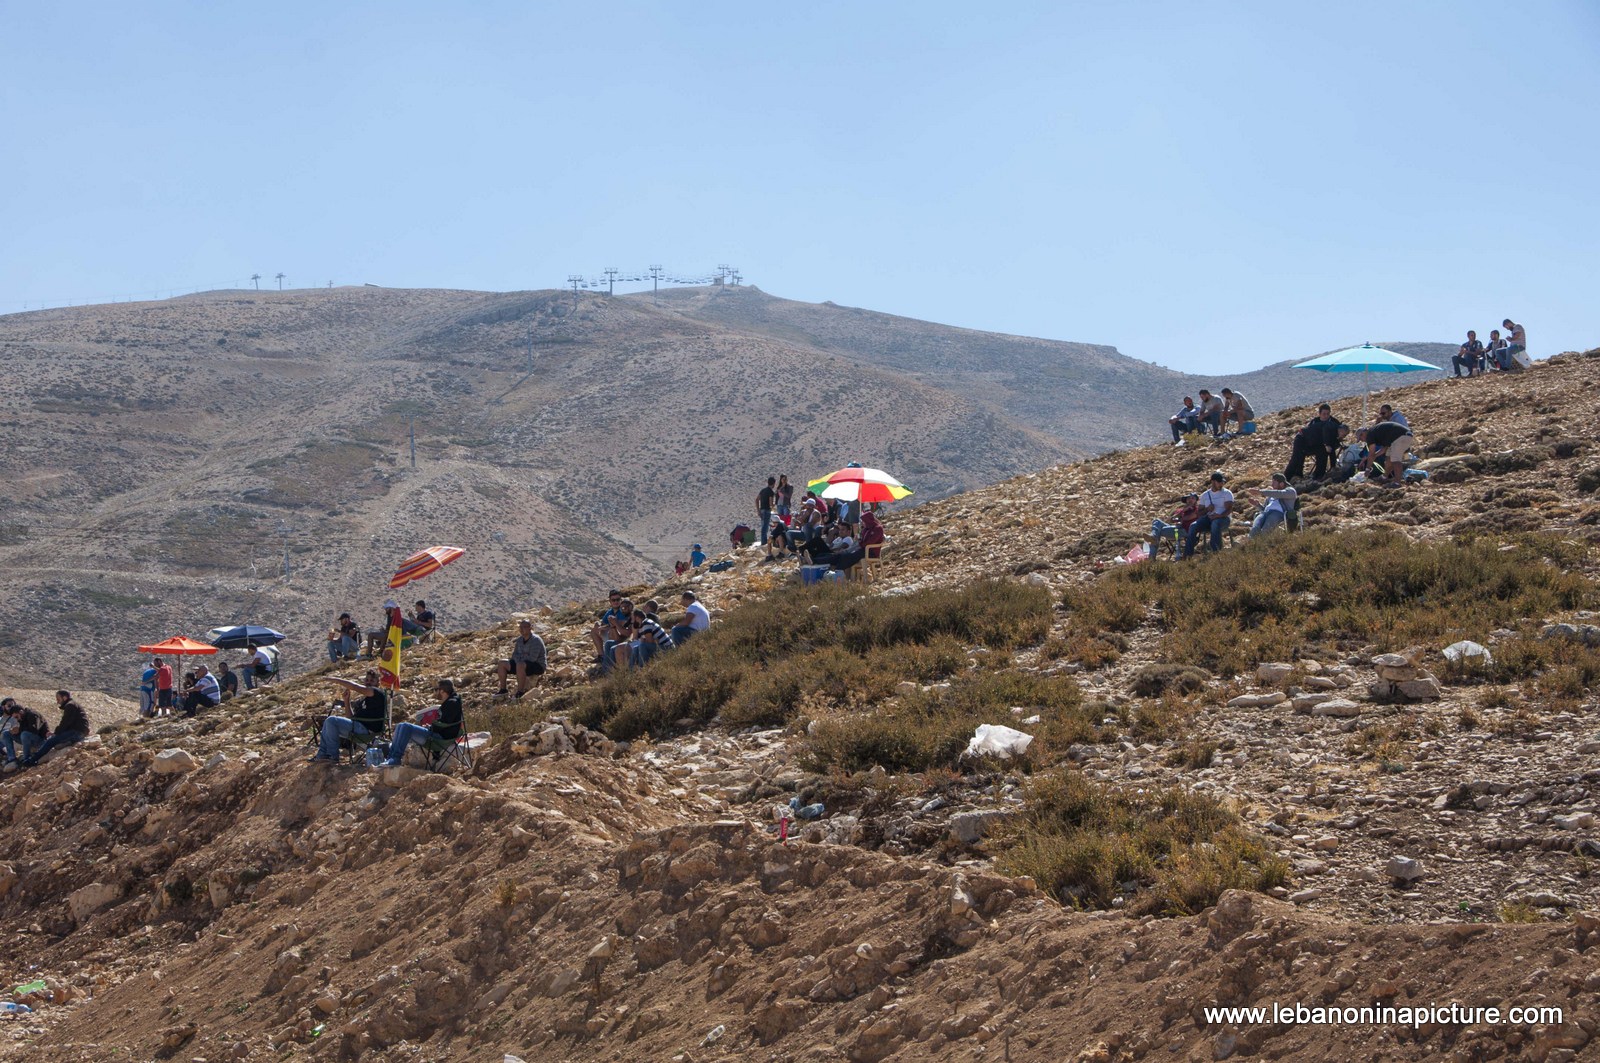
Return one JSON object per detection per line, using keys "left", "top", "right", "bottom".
{"left": 137, "top": 636, "right": 218, "bottom": 655}
{"left": 389, "top": 545, "right": 466, "bottom": 589}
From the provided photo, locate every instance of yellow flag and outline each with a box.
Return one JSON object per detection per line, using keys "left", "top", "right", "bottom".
{"left": 377, "top": 622, "right": 403, "bottom": 691}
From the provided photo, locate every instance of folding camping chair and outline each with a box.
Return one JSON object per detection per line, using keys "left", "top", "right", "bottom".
{"left": 420, "top": 732, "right": 474, "bottom": 774}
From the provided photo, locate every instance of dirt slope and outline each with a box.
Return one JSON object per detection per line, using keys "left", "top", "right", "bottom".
{"left": 2, "top": 348, "right": 1598, "bottom": 1062}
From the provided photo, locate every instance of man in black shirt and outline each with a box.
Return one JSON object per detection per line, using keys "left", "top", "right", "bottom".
{"left": 309, "top": 670, "right": 390, "bottom": 763}
{"left": 22, "top": 691, "right": 89, "bottom": 767}
{"left": 1453, "top": 331, "right": 1485, "bottom": 377}
{"left": 379, "top": 678, "right": 463, "bottom": 768}
{"left": 1362, "top": 420, "right": 1415, "bottom": 486}
{"left": 1284, "top": 404, "right": 1344, "bottom": 482}
{"left": 2, "top": 698, "right": 50, "bottom": 769}
{"left": 756, "top": 476, "right": 777, "bottom": 547}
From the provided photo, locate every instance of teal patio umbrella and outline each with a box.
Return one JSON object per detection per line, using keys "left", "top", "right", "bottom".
{"left": 1293, "top": 343, "right": 1440, "bottom": 422}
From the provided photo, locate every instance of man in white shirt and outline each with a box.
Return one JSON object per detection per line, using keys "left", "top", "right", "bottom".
{"left": 183, "top": 665, "right": 222, "bottom": 717}
{"left": 246, "top": 645, "right": 274, "bottom": 689}
{"left": 1183, "top": 472, "right": 1234, "bottom": 559}
{"left": 671, "top": 591, "right": 712, "bottom": 645}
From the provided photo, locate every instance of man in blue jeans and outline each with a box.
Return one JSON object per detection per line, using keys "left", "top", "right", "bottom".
{"left": 1, "top": 698, "right": 49, "bottom": 770}
{"left": 1183, "top": 472, "right": 1234, "bottom": 558}
{"left": 379, "top": 678, "right": 463, "bottom": 768}
{"left": 308, "top": 671, "right": 390, "bottom": 763}
{"left": 22, "top": 691, "right": 90, "bottom": 767}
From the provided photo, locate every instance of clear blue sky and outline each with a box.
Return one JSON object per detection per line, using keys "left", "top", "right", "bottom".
{"left": 4, "top": 0, "right": 1595, "bottom": 371}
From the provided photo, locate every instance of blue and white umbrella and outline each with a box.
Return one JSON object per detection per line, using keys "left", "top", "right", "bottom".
{"left": 1294, "top": 344, "right": 1439, "bottom": 421}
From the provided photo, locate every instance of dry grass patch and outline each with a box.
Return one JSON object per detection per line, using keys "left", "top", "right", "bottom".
{"left": 998, "top": 770, "right": 1287, "bottom": 916}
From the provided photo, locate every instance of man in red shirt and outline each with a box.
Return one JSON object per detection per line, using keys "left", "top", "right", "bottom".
{"left": 155, "top": 659, "right": 175, "bottom": 717}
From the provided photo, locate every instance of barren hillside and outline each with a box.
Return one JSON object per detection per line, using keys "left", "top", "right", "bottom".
{"left": 3, "top": 346, "right": 1599, "bottom": 1062}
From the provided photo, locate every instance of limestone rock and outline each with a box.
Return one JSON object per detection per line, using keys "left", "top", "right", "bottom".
{"left": 1387, "top": 856, "right": 1424, "bottom": 884}
{"left": 1372, "top": 653, "right": 1420, "bottom": 682}
{"left": 949, "top": 810, "right": 1010, "bottom": 845}
{"left": 1310, "top": 699, "right": 1363, "bottom": 718}
{"left": 1256, "top": 663, "right": 1294, "bottom": 687}
{"left": 1228, "top": 692, "right": 1286, "bottom": 708}
{"left": 152, "top": 748, "right": 198, "bottom": 774}
{"left": 68, "top": 881, "right": 121, "bottom": 925}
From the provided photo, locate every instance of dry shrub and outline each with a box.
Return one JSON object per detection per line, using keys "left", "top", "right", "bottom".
{"left": 576, "top": 580, "right": 1053, "bottom": 739}
{"left": 998, "top": 770, "right": 1286, "bottom": 916}
{"left": 802, "top": 672, "right": 1093, "bottom": 775}
{"left": 1130, "top": 663, "right": 1211, "bottom": 697}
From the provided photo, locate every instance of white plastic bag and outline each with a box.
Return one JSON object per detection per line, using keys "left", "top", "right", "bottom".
{"left": 963, "top": 724, "right": 1034, "bottom": 760}
{"left": 1442, "top": 640, "right": 1493, "bottom": 665}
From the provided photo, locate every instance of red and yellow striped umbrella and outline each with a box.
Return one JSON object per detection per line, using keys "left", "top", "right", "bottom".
{"left": 389, "top": 545, "right": 465, "bottom": 589}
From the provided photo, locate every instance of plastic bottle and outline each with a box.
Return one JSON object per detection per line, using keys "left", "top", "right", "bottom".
{"left": 0, "top": 1002, "right": 32, "bottom": 1014}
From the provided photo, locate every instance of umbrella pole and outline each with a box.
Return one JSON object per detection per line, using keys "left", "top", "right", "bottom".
{"left": 1363, "top": 369, "right": 1369, "bottom": 425}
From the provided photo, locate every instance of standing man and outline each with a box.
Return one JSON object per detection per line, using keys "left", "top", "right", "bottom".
{"left": 22, "top": 690, "right": 90, "bottom": 766}
{"left": 155, "top": 657, "right": 175, "bottom": 716}
{"left": 1362, "top": 419, "right": 1416, "bottom": 487}
{"left": 1183, "top": 472, "right": 1235, "bottom": 559}
{"left": 1453, "top": 331, "right": 1484, "bottom": 377}
{"left": 495, "top": 620, "right": 547, "bottom": 698}
{"left": 756, "top": 476, "right": 777, "bottom": 547}
{"left": 1285, "top": 404, "right": 1343, "bottom": 482}
{"left": 138, "top": 658, "right": 159, "bottom": 718}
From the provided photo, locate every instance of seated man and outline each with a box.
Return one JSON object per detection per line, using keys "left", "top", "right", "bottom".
{"left": 1196, "top": 390, "right": 1224, "bottom": 436}
{"left": 405, "top": 600, "right": 435, "bottom": 638}
{"left": 379, "top": 678, "right": 463, "bottom": 768}
{"left": 309, "top": 670, "right": 390, "bottom": 763}
{"left": 1149, "top": 493, "right": 1201, "bottom": 556}
{"left": 1168, "top": 396, "right": 1200, "bottom": 444}
{"left": 495, "top": 620, "right": 547, "bottom": 698}
{"left": 671, "top": 591, "right": 711, "bottom": 645}
{"left": 183, "top": 665, "right": 222, "bottom": 717}
{"left": 1375, "top": 404, "right": 1409, "bottom": 429}
{"left": 22, "top": 691, "right": 90, "bottom": 766}
{"left": 1, "top": 698, "right": 50, "bottom": 771}
{"left": 1183, "top": 473, "right": 1234, "bottom": 558}
{"left": 1247, "top": 473, "right": 1298, "bottom": 537}
{"left": 243, "top": 644, "right": 275, "bottom": 689}
{"left": 1503, "top": 318, "right": 1527, "bottom": 367}
{"left": 1285, "top": 404, "right": 1342, "bottom": 481}
{"left": 1220, "top": 388, "right": 1256, "bottom": 434}
{"left": 590, "top": 591, "right": 629, "bottom": 662}
{"left": 1453, "top": 331, "right": 1484, "bottom": 377}
{"left": 600, "top": 600, "right": 636, "bottom": 673}
{"left": 808, "top": 523, "right": 859, "bottom": 569}
{"left": 628, "top": 608, "right": 674, "bottom": 668}
{"left": 217, "top": 660, "right": 239, "bottom": 701}
{"left": 1484, "top": 329, "right": 1510, "bottom": 371}
{"left": 1363, "top": 419, "right": 1416, "bottom": 487}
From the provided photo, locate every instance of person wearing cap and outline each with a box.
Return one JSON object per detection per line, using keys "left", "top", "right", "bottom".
{"left": 1148, "top": 494, "right": 1202, "bottom": 558}
{"left": 495, "top": 620, "right": 547, "bottom": 698}
{"left": 2, "top": 698, "right": 50, "bottom": 771}
{"left": 308, "top": 669, "right": 391, "bottom": 763}
{"left": 1183, "top": 473, "right": 1234, "bottom": 558}
{"left": 1169, "top": 397, "right": 1200, "bottom": 444}
{"left": 183, "top": 665, "right": 222, "bottom": 717}
{"left": 378, "top": 677, "right": 462, "bottom": 768}
{"left": 22, "top": 691, "right": 89, "bottom": 767}
{"left": 1247, "top": 474, "right": 1298, "bottom": 537}
{"left": 690, "top": 544, "right": 707, "bottom": 568}
{"left": 138, "top": 657, "right": 159, "bottom": 718}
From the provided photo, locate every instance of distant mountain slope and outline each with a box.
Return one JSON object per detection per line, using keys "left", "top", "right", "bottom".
{"left": 650, "top": 286, "right": 1455, "bottom": 448}
{"left": 0, "top": 286, "right": 1072, "bottom": 690}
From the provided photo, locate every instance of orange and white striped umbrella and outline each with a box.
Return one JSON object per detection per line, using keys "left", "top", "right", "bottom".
{"left": 388, "top": 545, "right": 465, "bottom": 589}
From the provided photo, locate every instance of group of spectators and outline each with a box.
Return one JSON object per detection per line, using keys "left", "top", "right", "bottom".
{"left": 137, "top": 648, "right": 274, "bottom": 720}
{"left": 589, "top": 590, "right": 712, "bottom": 673}
{"left": 1149, "top": 469, "right": 1301, "bottom": 559}
{"left": 308, "top": 671, "right": 464, "bottom": 770}
{"left": 1, "top": 691, "right": 90, "bottom": 772}
{"left": 1168, "top": 388, "right": 1256, "bottom": 444}
{"left": 750, "top": 475, "right": 887, "bottom": 577}
{"left": 1286, "top": 403, "right": 1416, "bottom": 487}
{"left": 1453, "top": 319, "right": 1528, "bottom": 376}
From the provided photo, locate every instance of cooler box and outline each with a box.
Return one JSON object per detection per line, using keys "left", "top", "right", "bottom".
{"left": 800, "top": 565, "right": 830, "bottom": 586}
{"left": 1239, "top": 422, "right": 1257, "bottom": 435}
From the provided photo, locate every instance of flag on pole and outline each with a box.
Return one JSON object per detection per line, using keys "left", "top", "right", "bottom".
{"left": 377, "top": 619, "right": 403, "bottom": 691}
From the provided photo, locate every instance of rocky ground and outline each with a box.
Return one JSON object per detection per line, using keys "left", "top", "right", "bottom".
{"left": 3, "top": 348, "right": 1600, "bottom": 1060}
